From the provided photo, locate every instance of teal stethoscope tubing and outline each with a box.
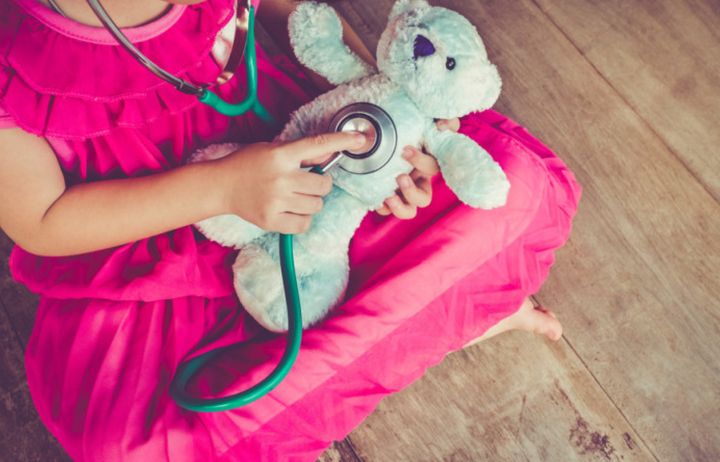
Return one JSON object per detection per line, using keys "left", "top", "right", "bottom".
{"left": 170, "top": 234, "right": 303, "bottom": 412}
{"left": 196, "top": 4, "right": 275, "bottom": 124}
{"left": 86, "top": 0, "right": 302, "bottom": 412}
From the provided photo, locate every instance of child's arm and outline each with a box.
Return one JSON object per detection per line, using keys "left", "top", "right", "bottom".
{"left": 0, "top": 128, "right": 365, "bottom": 257}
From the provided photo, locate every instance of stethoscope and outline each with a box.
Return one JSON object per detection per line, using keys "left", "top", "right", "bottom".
{"left": 84, "top": 0, "right": 275, "bottom": 124}
{"left": 78, "top": 0, "right": 397, "bottom": 412}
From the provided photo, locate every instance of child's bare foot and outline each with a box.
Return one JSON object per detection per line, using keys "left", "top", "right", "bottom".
{"left": 463, "top": 298, "right": 563, "bottom": 349}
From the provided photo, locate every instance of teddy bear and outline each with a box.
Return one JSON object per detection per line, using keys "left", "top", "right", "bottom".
{"left": 190, "top": 0, "right": 510, "bottom": 332}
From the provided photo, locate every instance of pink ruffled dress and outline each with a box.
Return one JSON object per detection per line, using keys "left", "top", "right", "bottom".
{"left": 0, "top": 0, "right": 581, "bottom": 460}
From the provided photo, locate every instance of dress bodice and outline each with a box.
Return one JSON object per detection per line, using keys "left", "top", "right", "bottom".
{"left": 0, "top": 0, "right": 313, "bottom": 300}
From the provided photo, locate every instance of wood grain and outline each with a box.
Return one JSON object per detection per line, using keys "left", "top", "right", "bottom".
{"left": 0, "top": 299, "right": 26, "bottom": 400}
{"left": 317, "top": 440, "right": 362, "bottom": 462}
{"left": 0, "top": 236, "right": 38, "bottom": 351}
{"left": 0, "top": 382, "right": 72, "bottom": 462}
{"left": 534, "top": 0, "right": 720, "bottom": 201}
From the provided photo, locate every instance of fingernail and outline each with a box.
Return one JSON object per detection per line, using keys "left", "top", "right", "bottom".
{"left": 402, "top": 147, "right": 414, "bottom": 158}
{"left": 399, "top": 175, "right": 412, "bottom": 188}
{"left": 437, "top": 121, "right": 448, "bottom": 130}
{"left": 352, "top": 132, "right": 367, "bottom": 147}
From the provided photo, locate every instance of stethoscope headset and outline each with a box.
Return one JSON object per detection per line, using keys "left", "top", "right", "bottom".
{"left": 50, "top": 0, "right": 397, "bottom": 412}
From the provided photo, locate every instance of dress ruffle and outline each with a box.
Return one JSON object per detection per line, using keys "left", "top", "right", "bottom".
{"left": 0, "top": 0, "right": 236, "bottom": 138}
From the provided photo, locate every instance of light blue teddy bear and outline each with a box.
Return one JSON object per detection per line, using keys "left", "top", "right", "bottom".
{"left": 192, "top": 0, "right": 510, "bottom": 332}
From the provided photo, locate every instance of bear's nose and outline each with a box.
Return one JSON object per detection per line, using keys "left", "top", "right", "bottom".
{"left": 413, "top": 35, "right": 435, "bottom": 59}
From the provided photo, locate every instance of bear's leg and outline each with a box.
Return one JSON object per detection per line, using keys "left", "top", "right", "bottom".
{"left": 233, "top": 236, "right": 350, "bottom": 333}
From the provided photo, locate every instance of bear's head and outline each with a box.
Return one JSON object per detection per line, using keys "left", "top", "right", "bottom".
{"left": 376, "top": 0, "right": 501, "bottom": 120}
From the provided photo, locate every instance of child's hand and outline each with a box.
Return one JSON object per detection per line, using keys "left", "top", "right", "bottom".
{"left": 218, "top": 132, "right": 366, "bottom": 234}
{"left": 375, "top": 118, "right": 460, "bottom": 219}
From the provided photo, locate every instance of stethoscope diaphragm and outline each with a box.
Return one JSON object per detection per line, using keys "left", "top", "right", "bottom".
{"left": 328, "top": 103, "right": 397, "bottom": 175}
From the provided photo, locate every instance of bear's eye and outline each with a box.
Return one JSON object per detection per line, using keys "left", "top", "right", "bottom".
{"left": 413, "top": 35, "right": 435, "bottom": 59}
{"left": 446, "top": 57, "right": 456, "bottom": 70}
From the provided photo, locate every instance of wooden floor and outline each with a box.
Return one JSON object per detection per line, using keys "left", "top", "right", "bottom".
{"left": 1, "top": 0, "right": 718, "bottom": 460}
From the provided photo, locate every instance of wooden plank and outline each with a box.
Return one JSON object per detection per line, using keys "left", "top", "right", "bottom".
{"left": 318, "top": 439, "right": 362, "bottom": 462}
{"left": 0, "top": 231, "right": 38, "bottom": 350}
{"left": 0, "top": 383, "right": 72, "bottom": 462}
{"left": 334, "top": 0, "right": 720, "bottom": 460}
{"left": 346, "top": 332, "right": 654, "bottom": 461}
{"left": 533, "top": 0, "right": 720, "bottom": 201}
{"left": 0, "top": 294, "right": 25, "bottom": 398}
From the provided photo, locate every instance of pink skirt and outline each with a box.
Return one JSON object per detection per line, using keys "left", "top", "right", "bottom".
{"left": 22, "top": 110, "right": 581, "bottom": 461}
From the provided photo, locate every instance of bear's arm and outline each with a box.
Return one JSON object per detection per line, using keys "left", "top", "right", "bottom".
{"left": 289, "top": 2, "right": 373, "bottom": 85}
{"left": 424, "top": 127, "right": 510, "bottom": 209}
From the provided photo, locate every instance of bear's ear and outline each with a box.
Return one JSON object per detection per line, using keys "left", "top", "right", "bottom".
{"left": 389, "top": 0, "right": 430, "bottom": 20}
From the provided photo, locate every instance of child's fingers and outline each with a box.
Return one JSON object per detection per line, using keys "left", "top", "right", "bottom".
{"left": 435, "top": 118, "right": 461, "bottom": 132}
{"left": 375, "top": 146, "right": 438, "bottom": 218}
{"left": 275, "top": 213, "right": 313, "bottom": 234}
{"left": 375, "top": 203, "right": 393, "bottom": 216}
{"left": 287, "top": 194, "right": 324, "bottom": 215}
{"left": 282, "top": 132, "right": 367, "bottom": 165}
{"left": 383, "top": 194, "right": 417, "bottom": 219}
{"left": 402, "top": 146, "right": 440, "bottom": 177}
{"left": 397, "top": 174, "right": 432, "bottom": 208}
{"left": 414, "top": 176, "right": 433, "bottom": 200}
{"left": 299, "top": 153, "right": 339, "bottom": 168}
{"left": 290, "top": 170, "right": 333, "bottom": 196}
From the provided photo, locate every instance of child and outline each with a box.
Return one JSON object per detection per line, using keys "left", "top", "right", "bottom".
{"left": 0, "top": 0, "right": 580, "bottom": 460}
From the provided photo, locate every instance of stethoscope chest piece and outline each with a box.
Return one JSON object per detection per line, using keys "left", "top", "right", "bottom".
{"left": 329, "top": 103, "right": 397, "bottom": 174}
